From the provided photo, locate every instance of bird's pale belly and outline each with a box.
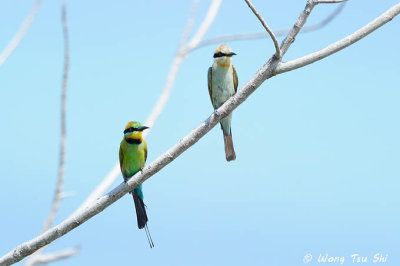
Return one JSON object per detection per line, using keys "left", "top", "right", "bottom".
{"left": 212, "top": 85, "right": 232, "bottom": 108}
{"left": 211, "top": 68, "right": 235, "bottom": 109}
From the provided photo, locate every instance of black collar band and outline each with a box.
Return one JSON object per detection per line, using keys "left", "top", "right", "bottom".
{"left": 126, "top": 138, "right": 142, "bottom": 144}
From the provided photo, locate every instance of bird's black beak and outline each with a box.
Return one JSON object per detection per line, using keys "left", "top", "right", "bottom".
{"left": 138, "top": 126, "right": 150, "bottom": 131}
{"left": 227, "top": 52, "right": 237, "bottom": 57}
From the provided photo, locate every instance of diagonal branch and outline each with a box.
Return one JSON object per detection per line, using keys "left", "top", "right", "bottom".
{"left": 0, "top": 0, "right": 41, "bottom": 67}
{"left": 70, "top": 0, "right": 222, "bottom": 218}
{"left": 276, "top": 2, "right": 400, "bottom": 73}
{"left": 244, "top": 0, "right": 281, "bottom": 58}
{"left": 2, "top": 2, "right": 399, "bottom": 265}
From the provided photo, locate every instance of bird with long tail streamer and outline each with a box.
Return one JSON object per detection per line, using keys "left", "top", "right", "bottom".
{"left": 119, "top": 121, "right": 154, "bottom": 248}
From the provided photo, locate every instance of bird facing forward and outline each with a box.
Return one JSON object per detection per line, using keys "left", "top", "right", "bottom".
{"left": 208, "top": 44, "right": 238, "bottom": 161}
{"left": 119, "top": 121, "right": 154, "bottom": 248}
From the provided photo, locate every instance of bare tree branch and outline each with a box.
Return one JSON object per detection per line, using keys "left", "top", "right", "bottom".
{"left": 186, "top": 0, "right": 223, "bottom": 51}
{"left": 29, "top": 247, "right": 78, "bottom": 265}
{"left": 280, "top": 0, "right": 316, "bottom": 56}
{"left": 24, "top": 5, "right": 76, "bottom": 266}
{"left": 193, "top": 2, "right": 346, "bottom": 50}
{"left": 2, "top": 2, "right": 399, "bottom": 265}
{"left": 42, "top": 3, "right": 69, "bottom": 233}
{"left": 244, "top": 0, "right": 281, "bottom": 58}
{"left": 278, "top": 0, "right": 346, "bottom": 59}
{"left": 70, "top": 0, "right": 222, "bottom": 218}
{"left": 0, "top": 0, "right": 41, "bottom": 67}
{"left": 276, "top": 2, "right": 400, "bottom": 73}
{"left": 180, "top": 0, "right": 201, "bottom": 47}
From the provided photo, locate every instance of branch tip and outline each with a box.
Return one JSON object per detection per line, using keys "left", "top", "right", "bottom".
{"left": 0, "top": 0, "right": 41, "bottom": 67}
{"left": 244, "top": 0, "right": 281, "bottom": 59}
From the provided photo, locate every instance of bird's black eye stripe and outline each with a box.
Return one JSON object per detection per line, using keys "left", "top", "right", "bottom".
{"left": 213, "top": 52, "right": 226, "bottom": 58}
{"left": 123, "top": 127, "right": 138, "bottom": 134}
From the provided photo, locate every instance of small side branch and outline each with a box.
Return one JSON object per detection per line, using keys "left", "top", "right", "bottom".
{"left": 30, "top": 247, "right": 78, "bottom": 265}
{"left": 195, "top": 2, "right": 346, "bottom": 49}
{"left": 0, "top": 0, "right": 41, "bottom": 67}
{"left": 276, "top": 2, "right": 400, "bottom": 73}
{"left": 278, "top": 0, "right": 347, "bottom": 58}
{"left": 280, "top": 0, "right": 316, "bottom": 56}
{"left": 279, "top": 0, "right": 348, "bottom": 57}
{"left": 244, "top": 0, "right": 281, "bottom": 58}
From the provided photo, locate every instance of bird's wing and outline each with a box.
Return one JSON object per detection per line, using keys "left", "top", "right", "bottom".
{"left": 207, "top": 67, "right": 213, "bottom": 103}
{"left": 232, "top": 65, "right": 238, "bottom": 94}
{"left": 119, "top": 145, "right": 124, "bottom": 169}
{"left": 144, "top": 141, "right": 148, "bottom": 162}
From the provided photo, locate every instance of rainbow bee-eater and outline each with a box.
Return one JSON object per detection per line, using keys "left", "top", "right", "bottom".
{"left": 208, "top": 44, "right": 238, "bottom": 161}
{"left": 119, "top": 121, "right": 154, "bottom": 248}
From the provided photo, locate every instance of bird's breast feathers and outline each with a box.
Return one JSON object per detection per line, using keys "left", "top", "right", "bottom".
{"left": 120, "top": 140, "right": 146, "bottom": 178}
{"left": 211, "top": 64, "right": 235, "bottom": 107}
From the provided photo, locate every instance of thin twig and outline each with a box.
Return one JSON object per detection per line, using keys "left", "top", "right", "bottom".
{"left": 70, "top": 0, "right": 222, "bottom": 218}
{"left": 2, "top": 2, "right": 399, "bottom": 264}
{"left": 31, "top": 247, "right": 79, "bottom": 264}
{"left": 298, "top": 1, "right": 346, "bottom": 31}
{"left": 194, "top": 2, "right": 346, "bottom": 50}
{"left": 186, "top": 0, "right": 223, "bottom": 51}
{"left": 0, "top": 0, "right": 41, "bottom": 67}
{"left": 276, "top": 2, "right": 400, "bottom": 73}
{"left": 179, "top": 0, "right": 201, "bottom": 49}
{"left": 244, "top": 0, "right": 281, "bottom": 58}
{"left": 280, "top": 0, "right": 316, "bottom": 57}
{"left": 25, "top": 5, "right": 74, "bottom": 266}
{"left": 42, "top": 3, "right": 69, "bottom": 233}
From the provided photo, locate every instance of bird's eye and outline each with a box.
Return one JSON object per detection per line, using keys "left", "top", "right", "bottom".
{"left": 213, "top": 52, "right": 225, "bottom": 58}
{"left": 124, "top": 127, "right": 136, "bottom": 134}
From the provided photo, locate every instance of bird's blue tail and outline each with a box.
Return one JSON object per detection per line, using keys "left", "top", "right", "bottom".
{"left": 132, "top": 187, "right": 154, "bottom": 248}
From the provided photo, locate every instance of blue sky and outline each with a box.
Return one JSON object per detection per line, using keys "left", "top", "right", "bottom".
{"left": 0, "top": 1, "right": 399, "bottom": 265}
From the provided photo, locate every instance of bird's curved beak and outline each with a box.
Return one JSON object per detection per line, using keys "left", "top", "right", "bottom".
{"left": 227, "top": 52, "right": 236, "bottom": 57}
{"left": 138, "top": 126, "right": 150, "bottom": 131}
